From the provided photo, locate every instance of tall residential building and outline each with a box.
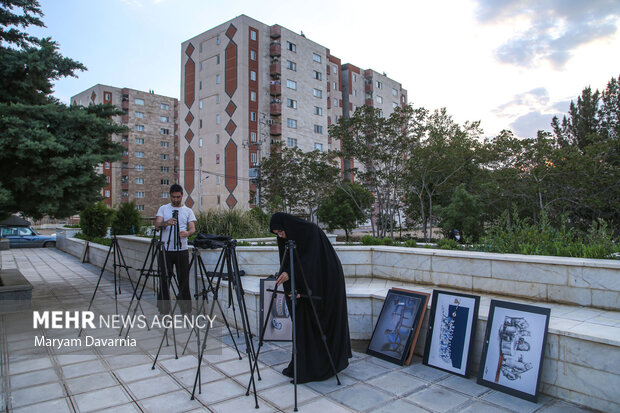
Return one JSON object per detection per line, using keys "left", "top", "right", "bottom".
{"left": 71, "top": 86, "right": 179, "bottom": 217}
{"left": 180, "top": 15, "right": 407, "bottom": 212}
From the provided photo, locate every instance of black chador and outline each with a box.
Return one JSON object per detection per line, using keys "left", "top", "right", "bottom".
{"left": 269, "top": 212, "right": 352, "bottom": 383}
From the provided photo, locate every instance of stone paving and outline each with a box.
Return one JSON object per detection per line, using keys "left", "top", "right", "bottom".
{"left": 0, "top": 248, "right": 593, "bottom": 412}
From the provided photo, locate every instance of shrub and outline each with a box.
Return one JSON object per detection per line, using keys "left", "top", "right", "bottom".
{"left": 404, "top": 239, "right": 417, "bottom": 248}
{"left": 74, "top": 232, "right": 112, "bottom": 246}
{"left": 436, "top": 238, "right": 459, "bottom": 250}
{"left": 360, "top": 235, "right": 375, "bottom": 245}
{"left": 80, "top": 202, "right": 113, "bottom": 238}
{"left": 382, "top": 237, "right": 393, "bottom": 246}
{"left": 195, "top": 208, "right": 268, "bottom": 239}
{"left": 112, "top": 201, "right": 143, "bottom": 235}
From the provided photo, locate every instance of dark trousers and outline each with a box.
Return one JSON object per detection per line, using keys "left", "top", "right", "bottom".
{"left": 157, "top": 250, "right": 192, "bottom": 314}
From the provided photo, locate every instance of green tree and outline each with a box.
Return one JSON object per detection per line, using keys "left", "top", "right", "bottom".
{"left": 80, "top": 202, "right": 112, "bottom": 238}
{"left": 317, "top": 181, "right": 374, "bottom": 241}
{"left": 111, "top": 201, "right": 143, "bottom": 235}
{"left": 0, "top": 0, "right": 125, "bottom": 220}
{"left": 437, "top": 184, "right": 483, "bottom": 241}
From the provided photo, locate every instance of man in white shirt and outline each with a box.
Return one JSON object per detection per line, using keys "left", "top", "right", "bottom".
{"left": 154, "top": 184, "right": 197, "bottom": 314}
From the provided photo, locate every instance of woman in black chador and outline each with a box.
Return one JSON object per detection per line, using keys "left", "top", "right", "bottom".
{"left": 270, "top": 212, "right": 352, "bottom": 383}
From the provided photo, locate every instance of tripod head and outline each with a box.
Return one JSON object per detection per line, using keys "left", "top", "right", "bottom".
{"left": 190, "top": 233, "right": 233, "bottom": 250}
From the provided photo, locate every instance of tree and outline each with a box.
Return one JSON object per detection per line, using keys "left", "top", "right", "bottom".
{"left": 112, "top": 201, "right": 143, "bottom": 235}
{"left": 437, "top": 184, "right": 483, "bottom": 242}
{"left": 0, "top": 0, "right": 125, "bottom": 220}
{"left": 80, "top": 202, "right": 113, "bottom": 238}
{"left": 317, "top": 181, "right": 374, "bottom": 241}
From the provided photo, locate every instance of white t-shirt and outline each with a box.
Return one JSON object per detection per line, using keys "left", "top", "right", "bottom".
{"left": 156, "top": 203, "right": 197, "bottom": 251}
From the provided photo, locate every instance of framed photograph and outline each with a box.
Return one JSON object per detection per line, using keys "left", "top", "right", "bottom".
{"left": 259, "top": 277, "right": 292, "bottom": 341}
{"left": 367, "top": 288, "right": 429, "bottom": 366}
{"left": 477, "top": 300, "right": 551, "bottom": 402}
{"left": 423, "top": 290, "right": 480, "bottom": 377}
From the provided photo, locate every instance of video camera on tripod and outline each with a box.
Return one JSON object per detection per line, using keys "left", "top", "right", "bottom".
{"left": 190, "top": 233, "right": 233, "bottom": 250}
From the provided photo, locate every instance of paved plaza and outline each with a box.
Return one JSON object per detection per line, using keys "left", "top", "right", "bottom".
{"left": 0, "top": 248, "right": 592, "bottom": 412}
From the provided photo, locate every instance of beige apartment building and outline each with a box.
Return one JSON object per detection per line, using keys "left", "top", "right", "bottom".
{"left": 180, "top": 15, "right": 407, "bottom": 212}
{"left": 71, "top": 86, "right": 179, "bottom": 217}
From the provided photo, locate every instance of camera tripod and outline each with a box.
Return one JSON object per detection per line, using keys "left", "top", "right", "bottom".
{"left": 247, "top": 239, "right": 341, "bottom": 411}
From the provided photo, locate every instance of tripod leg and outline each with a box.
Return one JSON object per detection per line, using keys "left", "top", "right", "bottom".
{"left": 191, "top": 292, "right": 220, "bottom": 399}
{"left": 116, "top": 241, "right": 149, "bottom": 322}
{"left": 151, "top": 298, "right": 181, "bottom": 369}
{"left": 119, "top": 239, "right": 154, "bottom": 337}
{"left": 289, "top": 243, "right": 298, "bottom": 411}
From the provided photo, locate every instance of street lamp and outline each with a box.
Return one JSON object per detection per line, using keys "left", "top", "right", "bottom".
{"left": 243, "top": 112, "right": 269, "bottom": 208}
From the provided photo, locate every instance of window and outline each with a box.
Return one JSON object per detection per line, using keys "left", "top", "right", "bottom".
{"left": 333, "top": 65, "right": 338, "bottom": 74}
{"left": 216, "top": 74, "right": 221, "bottom": 84}
{"left": 161, "top": 166, "right": 170, "bottom": 172}
{"left": 216, "top": 94, "right": 221, "bottom": 104}
{"left": 314, "top": 124, "right": 323, "bottom": 134}
{"left": 353, "top": 90, "right": 357, "bottom": 97}
{"left": 199, "top": 61, "right": 203, "bottom": 71}
{"left": 199, "top": 119, "right": 202, "bottom": 128}
{"left": 161, "top": 179, "right": 169, "bottom": 185}
{"left": 160, "top": 116, "right": 169, "bottom": 123}
{"left": 250, "top": 91, "right": 257, "bottom": 101}
{"left": 377, "top": 96, "right": 383, "bottom": 104}
{"left": 105, "top": 176, "right": 110, "bottom": 183}
{"left": 161, "top": 192, "right": 169, "bottom": 199}
{"left": 286, "top": 79, "right": 297, "bottom": 90}
{"left": 313, "top": 88, "right": 322, "bottom": 98}
{"left": 121, "top": 175, "right": 129, "bottom": 183}
{"left": 314, "top": 106, "right": 322, "bottom": 116}
{"left": 286, "top": 60, "right": 296, "bottom": 71}
{"left": 393, "top": 102, "right": 398, "bottom": 109}
{"left": 104, "top": 162, "right": 110, "bottom": 169}
{"left": 216, "top": 35, "right": 220, "bottom": 45}
{"left": 161, "top": 154, "right": 170, "bottom": 160}
{"left": 135, "top": 98, "right": 144, "bottom": 105}
{"left": 135, "top": 125, "right": 145, "bottom": 132}
{"left": 250, "top": 132, "right": 257, "bottom": 142}
{"left": 161, "top": 103, "right": 170, "bottom": 110}
{"left": 123, "top": 150, "right": 129, "bottom": 157}
{"left": 286, "top": 41, "right": 296, "bottom": 52}
{"left": 250, "top": 71, "right": 257, "bottom": 81}
{"left": 135, "top": 151, "right": 145, "bottom": 158}
{"left": 135, "top": 178, "right": 144, "bottom": 184}
{"left": 199, "top": 80, "right": 202, "bottom": 90}
{"left": 313, "top": 70, "right": 322, "bottom": 80}
{"left": 333, "top": 81, "right": 337, "bottom": 89}
{"left": 161, "top": 141, "right": 169, "bottom": 147}
{"left": 135, "top": 111, "right": 144, "bottom": 118}
{"left": 216, "top": 176, "right": 221, "bottom": 185}
{"left": 217, "top": 195, "right": 220, "bottom": 204}
{"left": 287, "top": 118, "right": 297, "bottom": 129}
{"left": 104, "top": 92, "right": 111, "bottom": 101}
{"left": 250, "top": 30, "right": 257, "bottom": 41}
{"left": 136, "top": 205, "right": 145, "bottom": 211}
{"left": 135, "top": 137, "right": 144, "bottom": 144}
{"left": 121, "top": 191, "right": 128, "bottom": 197}
{"left": 216, "top": 114, "right": 221, "bottom": 124}
{"left": 105, "top": 190, "right": 110, "bottom": 198}
{"left": 135, "top": 192, "right": 145, "bottom": 198}
{"left": 392, "top": 88, "right": 398, "bottom": 97}
{"left": 287, "top": 137, "right": 298, "bottom": 147}
{"left": 353, "top": 74, "right": 357, "bottom": 82}
{"left": 376, "top": 80, "right": 383, "bottom": 89}
{"left": 216, "top": 134, "right": 220, "bottom": 144}
{"left": 199, "top": 100, "right": 203, "bottom": 109}
{"left": 312, "top": 53, "right": 321, "bottom": 63}
{"left": 160, "top": 128, "right": 170, "bottom": 135}
{"left": 199, "top": 138, "right": 203, "bottom": 147}
{"left": 122, "top": 162, "right": 129, "bottom": 169}
{"left": 251, "top": 152, "right": 257, "bottom": 165}
{"left": 286, "top": 98, "right": 297, "bottom": 109}
{"left": 216, "top": 154, "right": 220, "bottom": 164}
{"left": 250, "top": 112, "right": 257, "bottom": 121}
{"left": 334, "top": 98, "right": 338, "bottom": 106}
{"left": 250, "top": 50, "right": 257, "bottom": 60}
{"left": 314, "top": 142, "right": 323, "bottom": 151}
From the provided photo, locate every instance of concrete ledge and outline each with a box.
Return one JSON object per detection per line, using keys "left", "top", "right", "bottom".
{"left": 0, "top": 269, "right": 33, "bottom": 312}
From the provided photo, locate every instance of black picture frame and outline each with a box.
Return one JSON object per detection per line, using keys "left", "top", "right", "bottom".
{"left": 259, "top": 277, "right": 292, "bottom": 341}
{"left": 366, "top": 288, "right": 429, "bottom": 366}
{"left": 477, "top": 299, "right": 551, "bottom": 402}
{"left": 423, "top": 290, "right": 480, "bottom": 377}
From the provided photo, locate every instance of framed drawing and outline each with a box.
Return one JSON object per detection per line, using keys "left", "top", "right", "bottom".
{"left": 367, "top": 288, "right": 429, "bottom": 366}
{"left": 259, "top": 277, "right": 292, "bottom": 341}
{"left": 423, "top": 290, "right": 480, "bottom": 377}
{"left": 477, "top": 300, "right": 551, "bottom": 402}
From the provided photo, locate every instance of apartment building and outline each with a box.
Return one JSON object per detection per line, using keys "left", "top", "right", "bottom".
{"left": 180, "top": 15, "right": 407, "bottom": 211}
{"left": 71, "top": 85, "right": 179, "bottom": 217}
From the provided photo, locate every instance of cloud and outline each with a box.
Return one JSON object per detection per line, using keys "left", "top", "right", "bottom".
{"left": 510, "top": 111, "right": 556, "bottom": 137}
{"left": 494, "top": 87, "right": 551, "bottom": 114}
{"left": 475, "top": 0, "right": 620, "bottom": 68}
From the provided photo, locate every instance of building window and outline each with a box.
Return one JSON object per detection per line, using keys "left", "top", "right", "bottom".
{"left": 250, "top": 30, "right": 257, "bottom": 40}
{"left": 136, "top": 205, "right": 144, "bottom": 211}
{"left": 286, "top": 60, "right": 296, "bottom": 71}
{"left": 250, "top": 50, "right": 257, "bottom": 60}
{"left": 333, "top": 65, "right": 337, "bottom": 74}
{"left": 286, "top": 41, "right": 296, "bottom": 52}
{"left": 216, "top": 114, "right": 221, "bottom": 124}
{"left": 250, "top": 71, "right": 257, "bottom": 81}
{"left": 333, "top": 81, "right": 337, "bottom": 89}
{"left": 135, "top": 125, "right": 145, "bottom": 132}
{"left": 393, "top": 102, "right": 399, "bottom": 109}
{"left": 161, "top": 192, "right": 169, "bottom": 199}
{"left": 392, "top": 88, "right": 398, "bottom": 97}
{"left": 161, "top": 154, "right": 170, "bottom": 160}
{"left": 135, "top": 138, "right": 144, "bottom": 144}
{"left": 161, "top": 166, "right": 169, "bottom": 172}
{"left": 334, "top": 98, "right": 338, "bottom": 106}
{"left": 250, "top": 112, "right": 257, "bottom": 121}
{"left": 314, "top": 106, "right": 322, "bottom": 116}
{"left": 135, "top": 178, "right": 144, "bottom": 184}
{"left": 135, "top": 151, "right": 145, "bottom": 158}
{"left": 161, "top": 179, "right": 169, "bottom": 185}
{"left": 313, "top": 70, "right": 322, "bottom": 80}
{"left": 216, "top": 176, "right": 221, "bottom": 185}
{"left": 199, "top": 100, "right": 203, "bottom": 109}
{"left": 199, "top": 61, "right": 203, "bottom": 71}
{"left": 121, "top": 191, "right": 128, "bottom": 197}
{"left": 122, "top": 162, "right": 129, "bottom": 168}
{"left": 135, "top": 98, "right": 144, "bottom": 105}
{"left": 104, "top": 92, "right": 111, "bottom": 101}
{"left": 216, "top": 35, "right": 220, "bottom": 45}
{"left": 161, "top": 103, "right": 170, "bottom": 110}
{"left": 287, "top": 98, "right": 297, "bottom": 109}
{"left": 123, "top": 150, "right": 129, "bottom": 157}
{"left": 105, "top": 176, "right": 110, "bottom": 183}
{"left": 216, "top": 74, "right": 221, "bottom": 84}
{"left": 287, "top": 118, "right": 297, "bottom": 129}
{"left": 217, "top": 195, "right": 220, "bottom": 204}
{"left": 250, "top": 132, "right": 257, "bottom": 142}
{"left": 286, "top": 79, "right": 297, "bottom": 90}
{"left": 314, "top": 142, "right": 323, "bottom": 151}
{"left": 287, "top": 137, "right": 298, "bottom": 147}
{"left": 199, "top": 138, "right": 203, "bottom": 147}
{"left": 376, "top": 80, "right": 383, "bottom": 89}
{"left": 135, "top": 111, "right": 144, "bottom": 118}
{"left": 314, "top": 124, "right": 323, "bottom": 134}
{"left": 353, "top": 74, "right": 357, "bottom": 82}
{"left": 161, "top": 141, "right": 169, "bottom": 147}
{"left": 160, "top": 116, "right": 169, "bottom": 122}
{"left": 135, "top": 192, "right": 145, "bottom": 198}
{"left": 353, "top": 90, "right": 357, "bottom": 97}
{"left": 251, "top": 152, "right": 257, "bottom": 165}
{"left": 377, "top": 96, "right": 383, "bottom": 104}
{"left": 216, "top": 154, "right": 220, "bottom": 164}
{"left": 216, "top": 95, "right": 221, "bottom": 104}
{"left": 105, "top": 190, "right": 110, "bottom": 198}
{"left": 216, "top": 134, "right": 220, "bottom": 144}
{"left": 313, "top": 88, "right": 322, "bottom": 98}
{"left": 104, "top": 162, "right": 110, "bottom": 169}
{"left": 160, "top": 128, "right": 170, "bottom": 135}
{"left": 216, "top": 54, "right": 220, "bottom": 64}
{"left": 312, "top": 53, "right": 321, "bottom": 63}
{"left": 199, "top": 119, "right": 202, "bottom": 128}
{"left": 250, "top": 91, "right": 257, "bottom": 101}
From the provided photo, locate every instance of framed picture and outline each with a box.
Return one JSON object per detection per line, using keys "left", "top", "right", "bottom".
{"left": 367, "top": 288, "right": 429, "bottom": 366}
{"left": 423, "top": 290, "right": 480, "bottom": 377}
{"left": 259, "top": 277, "right": 292, "bottom": 341}
{"left": 477, "top": 300, "right": 551, "bottom": 402}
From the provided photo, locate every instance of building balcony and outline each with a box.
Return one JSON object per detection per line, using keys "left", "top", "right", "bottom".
{"left": 270, "top": 83, "right": 281, "bottom": 95}
{"left": 269, "top": 42, "right": 281, "bottom": 57}
{"left": 269, "top": 62, "right": 281, "bottom": 76}
{"left": 270, "top": 122, "right": 282, "bottom": 135}
{"left": 365, "top": 99, "right": 374, "bottom": 107}
{"left": 121, "top": 100, "right": 129, "bottom": 110}
{"left": 121, "top": 183, "right": 129, "bottom": 191}
{"left": 270, "top": 25, "right": 281, "bottom": 38}
{"left": 121, "top": 114, "right": 129, "bottom": 123}
{"left": 270, "top": 102, "right": 282, "bottom": 115}
{"left": 365, "top": 83, "right": 373, "bottom": 92}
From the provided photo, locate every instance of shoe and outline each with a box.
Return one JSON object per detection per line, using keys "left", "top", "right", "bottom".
{"left": 282, "top": 366, "right": 293, "bottom": 377}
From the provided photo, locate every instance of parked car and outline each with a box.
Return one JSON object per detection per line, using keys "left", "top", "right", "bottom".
{"left": 0, "top": 226, "right": 56, "bottom": 248}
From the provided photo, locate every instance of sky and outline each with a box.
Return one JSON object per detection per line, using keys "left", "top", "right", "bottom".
{"left": 28, "top": 0, "right": 620, "bottom": 139}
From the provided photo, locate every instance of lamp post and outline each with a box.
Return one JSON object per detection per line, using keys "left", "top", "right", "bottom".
{"left": 244, "top": 112, "right": 269, "bottom": 208}
{"left": 197, "top": 167, "right": 209, "bottom": 212}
